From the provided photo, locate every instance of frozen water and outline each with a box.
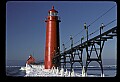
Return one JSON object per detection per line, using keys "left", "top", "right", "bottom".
{"left": 19, "top": 64, "right": 102, "bottom": 77}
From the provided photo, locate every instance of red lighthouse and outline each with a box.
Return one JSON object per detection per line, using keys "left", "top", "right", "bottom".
{"left": 44, "top": 6, "right": 61, "bottom": 69}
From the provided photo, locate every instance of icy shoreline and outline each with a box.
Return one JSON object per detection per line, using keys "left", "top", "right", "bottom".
{"left": 19, "top": 64, "right": 104, "bottom": 77}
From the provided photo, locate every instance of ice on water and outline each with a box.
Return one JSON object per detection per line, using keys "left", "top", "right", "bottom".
{"left": 20, "top": 64, "right": 104, "bottom": 77}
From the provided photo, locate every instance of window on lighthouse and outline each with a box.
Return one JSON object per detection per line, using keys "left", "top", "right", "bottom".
{"left": 49, "top": 11, "right": 58, "bottom": 16}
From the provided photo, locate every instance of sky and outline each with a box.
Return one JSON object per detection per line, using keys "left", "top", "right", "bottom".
{"left": 6, "top": 1, "right": 117, "bottom": 62}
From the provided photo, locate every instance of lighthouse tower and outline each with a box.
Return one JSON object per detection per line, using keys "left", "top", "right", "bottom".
{"left": 44, "top": 6, "right": 61, "bottom": 69}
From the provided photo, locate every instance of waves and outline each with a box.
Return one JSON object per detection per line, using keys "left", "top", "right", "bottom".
{"left": 6, "top": 66, "right": 26, "bottom": 76}
{"left": 64, "top": 64, "right": 116, "bottom": 70}
{"left": 6, "top": 66, "right": 22, "bottom": 68}
{"left": 6, "top": 64, "right": 117, "bottom": 70}
{"left": 6, "top": 64, "right": 116, "bottom": 67}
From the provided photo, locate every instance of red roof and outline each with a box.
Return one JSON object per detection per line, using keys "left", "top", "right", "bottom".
{"left": 26, "top": 55, "right": 35, "bottom": 64}
{"left": 48, "top": 6, "right": 58, "bottom": 13}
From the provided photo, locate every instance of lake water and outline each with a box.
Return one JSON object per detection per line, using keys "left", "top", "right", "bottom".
{"left": 6, "top": 59, "right": 117, "bottom": 77}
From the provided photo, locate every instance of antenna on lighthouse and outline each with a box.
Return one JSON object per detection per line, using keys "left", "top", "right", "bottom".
{"left": 52, "top": 6, "right": 54, "bottom": 9}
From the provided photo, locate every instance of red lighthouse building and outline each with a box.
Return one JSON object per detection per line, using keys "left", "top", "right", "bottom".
{"left": 44, "top": 6, "right": 61, "bottom": 69}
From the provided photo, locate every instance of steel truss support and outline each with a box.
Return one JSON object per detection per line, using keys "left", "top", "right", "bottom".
{"left": 69, "top": 48, "right": 83, "bottom": 73}
{"left": 85, "top": 40, "right": 105, "bottom": 76}
{"left": 85, "top": 25, "right": 105, "bottom": 76}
